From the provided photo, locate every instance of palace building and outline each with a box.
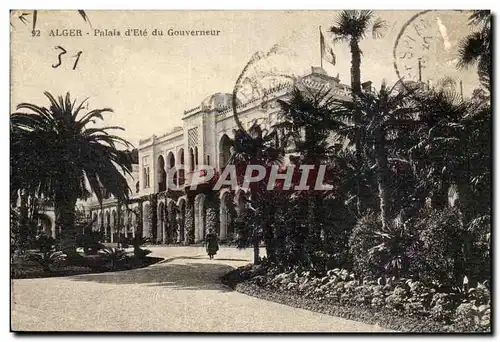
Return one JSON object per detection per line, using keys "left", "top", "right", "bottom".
{"left": 83, "top": 66, "right": 354, "bottom": 244}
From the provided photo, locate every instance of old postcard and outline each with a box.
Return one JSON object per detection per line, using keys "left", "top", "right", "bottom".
{"left": 10, "top": 10, "right": 491, "bottom": 333}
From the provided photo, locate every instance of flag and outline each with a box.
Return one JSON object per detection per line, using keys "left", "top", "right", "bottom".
{"left": 320, "top": 27, "right": 336, "bottom": 66}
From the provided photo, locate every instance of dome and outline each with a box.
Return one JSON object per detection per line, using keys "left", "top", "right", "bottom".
{"left": 201, "top": 93, "right": 241, "bottom": 112}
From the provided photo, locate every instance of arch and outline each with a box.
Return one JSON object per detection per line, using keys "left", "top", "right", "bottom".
{"left": 157, "top": 155, "right": 166, "bottom": 192}
{"left": 111, "top": 209, "right": 117, "bottom": 243}
{"left": 43, "top": 216, "right": 53, "bottom": 236}
{"left": 143, "top": 203, "right": 151, "bottom": 239}
{"left": 194, "top": 193, "right": 207, "bottom": 242}
{"left": 189, "top": 148, "right": 195, "bottom": 172}
{"left": 177, "top": 197, "right": 186, "bottom": 243}
{"left": 194, "top": 146, "right": 199, "bottom": 169}
{"left": 167, "top": 151, "right": 175, "bottom": 168}
{"left": 92, "top": 212, "right": 98, "bottom": 231}
{"left": 98, "top": 211, "right": 104, "bottom": 235}
{"left": 105, "top": 210, "right": 111, "bottom": 242}
{"left": 111, "top": 210, "right": 116, "bottom": 227}
{"left": 234, "top": 189, "right": 247, "bottom": 217}
{"left": 177, "top": 149, "right": 185, "bottom": 186}
{"left": 126, "top": 210, "right": 133, "bottom": 238}
{"left": 219, "top": 134, "right": 232, "bottom": 170}
{"left": 128, "top": 208, "right": 137, "bottom": 239}
{"left": 158, "top": 201, "right": 165, "bottom": 243}
{"left": 167, "top": 200, "right": 178, "bottom": 243}
{"left": 219, "top": 190, "right": 232, "bottom": 241}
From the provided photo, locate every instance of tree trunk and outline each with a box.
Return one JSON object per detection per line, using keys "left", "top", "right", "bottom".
{"left": 350, "top": 39, "right": 362, "bottom": 95}
{"left": 253, "top": 237, "right": 260, "bottom": 265}
{"left": 264, "top": 203, "right": 276, "bottom": 264}
{"left": 54, "top": 192, "right": 78, "bottom": 252}
{"left": 116, "top": 202, "right": 122, "bottom": 248}
{"left": 350, "top": 38, "right": 364, "bottom": 215}
{"left": 264, "top": 220, "right": 276, "bottom": 263}
{"left": 374, "top": 128, "right": 390, "bottom": 230}
{"left": 19, "top": 190, "right": 29, "bottom": 247}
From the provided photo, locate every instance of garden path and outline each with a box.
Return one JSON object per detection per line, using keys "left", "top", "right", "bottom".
{"left": 11, "top": 247, "right": 390, "bottom": 332}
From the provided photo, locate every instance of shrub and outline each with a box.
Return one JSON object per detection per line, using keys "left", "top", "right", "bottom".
{"left": 134, "top": 247, "right": 152, "bottom": 259}
{"left": 76, "top": 231, "right": 105, "bottom": 255}
{"left": 224, "top": 262, "right": 491, "bottom": 332}
{"left": 35, "top": 234, "right": 55, "bottom": 253}
{"left": 27, "top": 251, "right": 67, "bottom": 272}
{"left": 98, "top": 247, "right": 127, "bottom": 270}
{"left": 408, "top": 208, "right": 467, "bottom": 286}
{"left": 348, "top": 212, "right": 382, "bottom": 277}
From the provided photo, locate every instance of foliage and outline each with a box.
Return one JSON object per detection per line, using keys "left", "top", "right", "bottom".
{"left": 10, "top": 92, "right": 134, "bottom": 235}
{"left": 133, "top": 247, "right": 152, "bottom": 259}
{"left": 148, "top": 194, "right": 158, "bottom": 242}
{"left": 184, "top": 202, "right": 195, "bottom": 244}
{"left": 27, "top": 251, "right": 67, "bottom": 272}
{"left": 75, "top": 231, "right": 105, "bottom": 255}
{"left": 457, "top": 11, "right": 491, "bottom": 95}
{"left": 35, "top": 234, "right": 56, "bottom": 253}
{"left": 225, "top": 263, "right": 491, "bottom": 332}
{"left": 98, "top": 247, "right": 127, "bottom": 270}
{"left": 205, "top": 205, "right": 219, "bottom": 235}
{"left": 10, "top": 208, "right": 21, "bottom": 257}
{"left": 348, "top": 212, "right": 382, "bottom": 276}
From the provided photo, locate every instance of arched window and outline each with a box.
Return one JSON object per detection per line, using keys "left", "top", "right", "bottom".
{"left": 157, "top": 155, "right": 166, "bottom": 192}
{"left": 189, "top": 148, "right": 195, "bottom": 172}
{"left": 178, "top": 149, "right": 185, "bottom": 185}
{"left": 206, "top": 155, "right": 210, "bottom": 165}
{"left": 194, "top": 146, "right": 199, "bottom": 169}
{"left": 219, "top": 134, "right": 232, "bottom": 170}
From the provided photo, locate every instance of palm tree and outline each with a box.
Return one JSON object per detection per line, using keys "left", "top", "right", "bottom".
{"left": 331, "top": 81, "right": 421, "bottom": 230}
{"left": 329, "top": 10, "right": 386, "bottom": 95}
{"left": 278, "top": 86, "right": 342, "bottom": 258}
{"left": 329, "top": 10, "right": 387, "bottom": 214}
{"left": 228, "top": 123, "right": 285, "bottom": 264}
{"left": 457, "top": 10, "right": 491, "bottom": 94}
{"left": 11, "top": 92, "right": 134, "bottom": 240}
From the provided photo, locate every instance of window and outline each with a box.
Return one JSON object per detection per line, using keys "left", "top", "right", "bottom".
{"left": 194, "top": 146, "right": 199, "bottom": 169}
{"left": 142, "top": 156, "right": 150, "bottom": 188}
{"left": 102, "top": 188, "right": 110, "bottom": 199}
{"left": 206, "top": 155, "right": 210, "bottom": 165}
{"left": 189, "top": 148, "right": 195, "bottom": 172}
{"left": 145, "top": 167, "right": 150, "bottom": 188}
{"left": 135, "top": 181, "right": 140, "bottom": 193}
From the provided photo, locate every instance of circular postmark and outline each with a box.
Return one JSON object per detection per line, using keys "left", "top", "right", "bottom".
{"left": 393, "top": 10, "right": 471, "bottom": 89}
{"left": 231, "top": 44, "right": 299, "bottom": 133}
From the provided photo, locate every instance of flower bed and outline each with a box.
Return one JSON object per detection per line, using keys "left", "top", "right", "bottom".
{"left": 221, "top": 263, "right": 491, "bottom": 333}
{"left": 11, "top": 251, "right": 162, "bottom": 279}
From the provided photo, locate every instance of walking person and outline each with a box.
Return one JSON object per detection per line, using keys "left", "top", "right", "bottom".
{"left": 205, "top": 229, "right": 219, "bottom": 260}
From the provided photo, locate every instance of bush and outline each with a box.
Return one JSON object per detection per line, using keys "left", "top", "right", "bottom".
{"left": 134, "top": 247, "right": 152, "bottom": 259}
{"left": 35, "top": 234, "right": 56, "bottom": 253}
{"left": 27, "top": 251, "right": 67, "bottom": 272}
{"left": 76, "top": 231, "right": 105, "bottom": 255}
{"left": 348, "top": 212, "right": 382, "bottom": 277}
{"left": 407, "top": 208, "right": 467, "bottom": 286}
{"left": 98, "top": 247, "right": 127, "bottom": 270}
{"left": 223, "top": 262, "right": 491, "bottom": 332}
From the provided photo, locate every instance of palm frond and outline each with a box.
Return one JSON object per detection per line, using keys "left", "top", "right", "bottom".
{"left": 371, "top": 17, "right": 387, "bottom": 39}
{"left": 457, "top": 32, "right": 484, "bottom": 69}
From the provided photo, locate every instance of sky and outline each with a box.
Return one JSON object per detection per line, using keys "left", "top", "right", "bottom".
{"left": 10, "top": 10, "right": 480, "bottom": 147}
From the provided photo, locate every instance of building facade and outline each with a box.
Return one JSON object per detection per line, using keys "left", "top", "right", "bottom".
{"left": 84, "top": 67, "right": 352, "bottom": 244}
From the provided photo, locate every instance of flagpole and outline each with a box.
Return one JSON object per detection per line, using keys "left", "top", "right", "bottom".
{"left": 319, "top": 26, "right": 323, "bottom": 69}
